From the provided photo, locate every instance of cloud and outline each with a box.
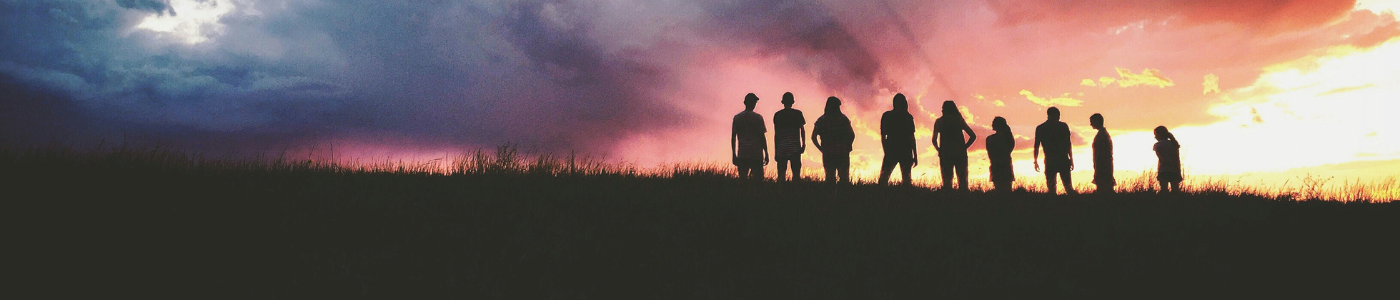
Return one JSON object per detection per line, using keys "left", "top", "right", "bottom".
{"left": 1113, "top": 68, "right": 1174, "bottom": 88}
{"left": 1019, "top": 90, "right": 1084, "bottom": 107}
{"left": 2, "top": 0, "right": 1398, "bottom": 170}
{"left": 1203, "top": 73, "right": 1220, "bottom": 94}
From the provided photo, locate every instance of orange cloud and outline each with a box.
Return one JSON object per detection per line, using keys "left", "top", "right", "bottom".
{"left": 1019, "top": 90, "right": 1084, "bottom": 107}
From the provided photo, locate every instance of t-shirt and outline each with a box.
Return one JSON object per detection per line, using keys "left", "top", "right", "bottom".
{"left": 880, "top": 110, "right": 915, "bottom": 159}
{"left": 986, "top": 132, "right": 1016, "bottom": 183}
{"left": 935, "top": 117, "right": 970, "bottom": 159}
{"left": 1035, "top": 120, "right": 1072, "bottom": 167}
{"left": 813, "top": 113, "right": 854, "bottom": 153}
{"left": 1154, "top": 139, "right": 1182, "bottom": 182}
{"left": 732, "top": 111, "right": 767, "bottom": 159}
{"left": 773, "top": 108, "right": 806, "bottom": 158}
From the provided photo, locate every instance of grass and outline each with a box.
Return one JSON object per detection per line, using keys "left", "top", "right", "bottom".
{"left": 5, "top": 145, "right": 1399, "bottom": 298}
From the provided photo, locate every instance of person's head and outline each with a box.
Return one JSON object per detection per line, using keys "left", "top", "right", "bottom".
{"left": 743, "top": 93, "right": 759, "bottom": 110}
{"left": 992, "top": 116, "right": 1010, "bottom": 134}
{"left": 825, "top": 96, "right": 842, "bottom": 114}
{"left": 1046, "top": 107, "right": 1061, "bottom": 121}
{"left": 781, "top": 92, "right": 795, "bottom": 108}
{"left": 892, "top": 93, "right": 908, "bottom": 112}
{"left": 1154, "top": 126, "right": 1175, "bottom": 141}
{"left": 1090, "top": 113, "right": 1104, "bottom": 129}
{"left": 941, "top": 100, "right": 966, "bottom": 125}
{"left": 941, "top": 100, "right": 958, "bottom": 115}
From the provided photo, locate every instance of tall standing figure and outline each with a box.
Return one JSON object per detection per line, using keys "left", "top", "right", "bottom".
{"left": 1034, "top": 107, "right": 1077, "bottom": 194}
{"left": 878, "top": 93, "right": 917, "bottom": 186}
{"left": 1153, "top": 126, "right": 1183, "bottom": 193}
{"left": 812, "top": 96, "right": 854, "bottom": 185}
{"left": 731, "top": 93, "right": 768, "bottom": 180}
{"left": 1091, "top": 113, "right": 1115, "bottom": 194}
{"left": 933, "top": 101, "right": 976, "bottom": 191}
{"left": 773, "top": 92, "right": 807, "bottom": 181}
{"left": 986, "top": 117, "right": 1016, "bottom": 192}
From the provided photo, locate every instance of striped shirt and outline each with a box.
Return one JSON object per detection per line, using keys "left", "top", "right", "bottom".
{"left": 773, "top": 108, "right": 806, "bottom": 158}
{"left": 733, "top": 111, "right": 767, "bottom": 159}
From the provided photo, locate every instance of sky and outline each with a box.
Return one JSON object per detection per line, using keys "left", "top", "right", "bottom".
{"left": 3, "top": 0, "right": 1399, "bottom": 191}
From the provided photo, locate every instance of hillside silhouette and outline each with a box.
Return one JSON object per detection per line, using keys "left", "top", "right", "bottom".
{"left": 5, "top": 145, "right": 1399, "bottom": 298}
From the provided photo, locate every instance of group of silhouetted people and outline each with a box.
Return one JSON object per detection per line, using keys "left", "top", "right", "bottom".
{"left": 732, "top": 92, "right": 1185, "bottom": 194}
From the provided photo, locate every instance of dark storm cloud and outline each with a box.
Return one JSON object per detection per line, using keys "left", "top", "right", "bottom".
{"left": 115, "top": 0, "right": 173, "bottom": 15}
{"left": 0, "top": 0, "right": 901, "bottom": 154}
{"left": 698, "top": 0, "right": 895, "bottom": 107}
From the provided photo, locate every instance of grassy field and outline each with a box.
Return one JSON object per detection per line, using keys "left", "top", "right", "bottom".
{"left": 5, "top": 146, "right": 1399, "bottom": 298}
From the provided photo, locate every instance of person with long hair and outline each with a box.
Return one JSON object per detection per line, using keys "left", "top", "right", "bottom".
{"left": 933, "top": 100, "right": 976, "bottom": 191}
{"left": 878, "top": 93, "right": 917, "bottom": 186}
{"left": 1091, "top": 113, "right": 1115, "bottom": 194}
{"left": 986, "top": 116, "right": 1016, "bottom": 192}
{"left": 1153, "top": 126, "right": 1182, "bottom": 193}
{"left": 812, "top": 97, "right": 854, "bottom": 185}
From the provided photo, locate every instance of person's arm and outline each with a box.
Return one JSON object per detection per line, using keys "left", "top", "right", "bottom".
{"left": 1066, "top": 128, "right": 1074, "bottom": 171}
{"left": 731, "top": 130, "right": 739, "bottom": 165}
{"left": 963, "top": 123, "right": 977, "bottom": 149}
{"left": 761, "top": 134, "right": 770, "bottom": 166}
{"left": 1033, "top": 132, "right": 1042, "bottom": 172}
{"left": 932, "top": 121, "right": 942, "bottom": 152}
{"left": 799, "top": 126, "right": 807, "bottom": 153}
{"left": 811, "top": 127, "right": 823, "bottom": 152}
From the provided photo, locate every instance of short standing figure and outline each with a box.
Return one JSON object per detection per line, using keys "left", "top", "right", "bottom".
{"left": 812, "top": 97, "right": 855, "bottom": 185}
{"left": 878, "top": 93, "right": 917, "bottom": 186}
{"left": 1153, "top": 126, "right": 1182, "bottom": 193}
{"left": 933, "top": 101, "right": 976, "bottom": 191}
{"left": 1034, "top": 107, "right": 1077, "bottom": 194}
{"left": 986, "top": 116, "right": 1016, "bottom": 192}
{"left": 1091, "top": 113, "right": 1114, "bottom": 194}
{"left": 773, "top": 92, "right": 807, "bottom": 181}
{"left": 731, "top": 93, "right": 768, "bottom": 180}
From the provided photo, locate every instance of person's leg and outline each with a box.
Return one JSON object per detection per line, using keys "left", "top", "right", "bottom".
{"left": 956, "top": 162, "right": 969, "bottom": 191}
{"left": 1159, "top": 181, "right": 1169, "bottom": 193}
{"left": 878, "top": 157, "right": 896, "bottom": 185}
{"left": 776, "top": 157, "right": 790, "bottom": 181}
{"left": 899, "top": 160, "right": 913, "bottom": 186}
{"left": 994, "top": 181, "right": 1010, "bottom": 192}
{"left": 1045, "top": 171, "right": 1058, "bottom": 194}
{"left": 737, "top": 163, "right": 750, "bottom": 180}
{"left": 940, "top": 158, "right": 955, "bottom": 190}
{"left": 836, "top": 155, "right": 851, "bottom": 185}
{"left": 1170, "top": 181, "right": 1180, "bottom": 193}
{"left": 756, "top": 162, "right": 767, "bottom": 182}
{"left": 1061, "top": 171, "right": 1076, "bottom": 194}
{"left": 791, "top": 158, "right": 802, "bottom": 181}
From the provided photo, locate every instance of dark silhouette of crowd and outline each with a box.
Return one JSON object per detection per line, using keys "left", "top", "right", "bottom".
{"left": 733, "top": 92, "right": 1185, "bottom": 194}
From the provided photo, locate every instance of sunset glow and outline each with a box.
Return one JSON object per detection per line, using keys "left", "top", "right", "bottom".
{"left": 3, "top": 0, "right": 1399, "bottom": 195}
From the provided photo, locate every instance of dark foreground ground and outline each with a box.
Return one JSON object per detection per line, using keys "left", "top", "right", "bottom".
{"left": 6, "top": 150, "right": 1399, "bottom": 299}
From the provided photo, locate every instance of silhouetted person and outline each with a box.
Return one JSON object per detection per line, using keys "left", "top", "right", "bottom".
{"left": 773, "top": 92, "right": 807, "bottom": 182}
{"left": 878, "top": 93, "right": 917, "bottom": 186}
{"left": 1091, "top": 113, "right": 1114, "bottom": 194}
{"left": 933, "top": 100, "right": 976, "bottom": 191}
{"left": 986, "top": 116, "right": 1016, "bottom": 192}
{"left": 812, "top": 96, "right": 854, "bottom": 185}
{"left": 1034, "top": 107, "right": 1076, "bottom": 194}
{"left": 731, "top": 93, "right": 768, "bottom": 180}
{"left": 1154, "top": 126, "right": 1182, "bottom": 193}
